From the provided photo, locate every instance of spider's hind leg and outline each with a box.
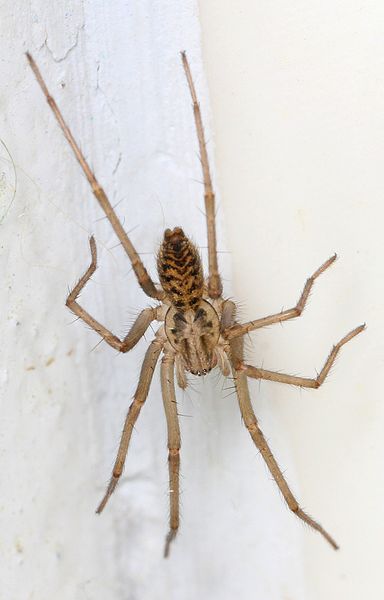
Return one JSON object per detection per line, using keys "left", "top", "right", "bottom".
{"left": 27, "top": 52, "right": 162, "bottom": 301}
{"left": 181, "top": 52, "right": 222, "bottom": 299}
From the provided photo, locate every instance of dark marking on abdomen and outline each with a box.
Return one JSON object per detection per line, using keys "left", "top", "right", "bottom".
{"left": 157, "top": 227, "right": 204, "bottom": 310}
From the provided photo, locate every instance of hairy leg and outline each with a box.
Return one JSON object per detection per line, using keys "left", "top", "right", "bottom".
{"left": 220, "top": 299, "right": 236, "bottom": 331}
{"left": 229, "top": 337, "right": 338, "bottom": 549}
{"left": 225, "top": 255, "right": 336, "bottom": 340}
{"left": 96, "top": 337, "right": 163, "bottom": 513}
{"left": 66, "top": 236, "right": 156, "bottom": 352}
{"left": 181, "top": 52, "right": 222, "bottom": 299}
{"left": 27, "top": 52, "right": 162, "bottom": 300}
{"left": 161, "top": 353, "right": 181, "bottom": 557}
{"left": 239, "top": 324, "right": 365, "bottom": 388}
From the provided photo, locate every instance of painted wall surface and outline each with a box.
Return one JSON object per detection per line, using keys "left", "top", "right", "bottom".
{"left": 199, "top": 2, "right": 384, "bottom": 599}
{"left": 0, "top": 2, "right": 306, "bottom": 600}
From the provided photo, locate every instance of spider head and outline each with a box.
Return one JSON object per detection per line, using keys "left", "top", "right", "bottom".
{"left": 165, "top": 300, "right": 220, "bottom": 375}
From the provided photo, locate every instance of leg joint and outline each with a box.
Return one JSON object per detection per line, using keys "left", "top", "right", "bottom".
{"left": 246, "top": 421, "right": 259, "bottom": 435}
{"left": 168, "top": 447, "right": 180, "bottom": 455}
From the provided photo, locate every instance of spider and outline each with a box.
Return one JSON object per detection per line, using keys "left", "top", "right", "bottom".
{"left": 27, "top": 51, "right": 364, "bottom": 557}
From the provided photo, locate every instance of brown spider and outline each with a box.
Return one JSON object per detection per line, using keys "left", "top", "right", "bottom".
{"left": 27, "top": 51, "right": 364, "bottom": 557}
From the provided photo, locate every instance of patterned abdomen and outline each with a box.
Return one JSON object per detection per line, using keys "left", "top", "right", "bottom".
{"left": 157, "top": 227, "right": 203, "bottom": 310}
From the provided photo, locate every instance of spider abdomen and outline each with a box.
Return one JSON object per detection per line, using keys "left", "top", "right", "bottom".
{"left": 157, "top": 227, "right": 203, "bottom": 310}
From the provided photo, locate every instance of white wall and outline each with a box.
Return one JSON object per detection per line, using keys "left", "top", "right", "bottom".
{"left": 199, "top": 2, "right": 384, "bottom": 599}
{"left": 1, "top": 2, "right": 306, "bottom": 600}
{"left": 4, "top": 2, "right": 380, "bottom": 599}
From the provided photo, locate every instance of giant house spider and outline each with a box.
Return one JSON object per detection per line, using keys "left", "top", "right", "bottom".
{"left": 27, "top": 51, "right": 364, "bottom": 557}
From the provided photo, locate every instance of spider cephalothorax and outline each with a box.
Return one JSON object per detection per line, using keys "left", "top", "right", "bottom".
{"left": 28, "top": 50, "right": 364, "bottom": 559}
{"left": 164, "top": 300, "right": 221, "bottom": 377}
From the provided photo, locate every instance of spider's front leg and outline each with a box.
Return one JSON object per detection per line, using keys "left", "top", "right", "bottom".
{"left": 66, "top": 236, "right": 156, "bottom": 352}
{"left": 224, "top": 254, "right": 337, "bottom": 340}
{"left": 160, "top": 352, "right": 181, "bottom": 558}
{"left": 96, "top": 336, "right": 163, "bottom": 513}
{"left": 229, "top": 337, "right": 339, "bottom": 550}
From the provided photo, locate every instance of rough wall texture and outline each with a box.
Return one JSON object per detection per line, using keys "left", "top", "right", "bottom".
{"left": 0, "top": 2, "right": 308, "bottom": 599}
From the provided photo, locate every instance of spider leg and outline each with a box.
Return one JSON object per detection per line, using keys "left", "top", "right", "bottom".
{"left": 181, "top": 52, "right": 222, "bottom": 299}
{"left": 26, "top": 52, "right": 162, "bottom": 300}
{"left": 161, "top": 353, "right": 181, "bottom": 558}
{"left": 224, "top": 254, "right": 337, "bottom": 340}
{"left": 220, "top": 299, "right": 237, "bottom": 330}
{"left": 66, "top": 236, "right": 156, "bottom": 352}
{"left": 175, "top": 355, "right": 188, "bottom": 389}
{"left": 96, "top": 337, "right": 163, "bottom": 513}
{"left": 229, "top": 337, "right": 338, "bottom": 550}
{"left": 239, "top": 324, "right": 365, "bottom": 388}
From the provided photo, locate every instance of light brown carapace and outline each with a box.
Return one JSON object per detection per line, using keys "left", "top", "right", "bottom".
{"left": 27, "top": 51, "right": 365, "bottom": 557}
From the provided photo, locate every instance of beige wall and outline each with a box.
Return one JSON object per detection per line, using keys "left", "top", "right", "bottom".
{"left": 1, "top": 1, "right": 382, "bottom": 598}
{"left": 199, "top": 2, "right": 383, "bottom": 599}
